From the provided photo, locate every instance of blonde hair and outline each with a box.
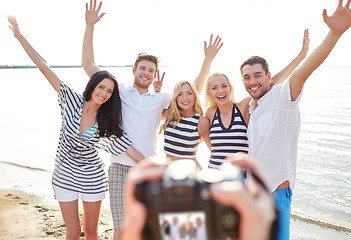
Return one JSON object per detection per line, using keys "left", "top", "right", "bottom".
{"left": 204, "top": 73, "right": 235, "bottom": 108}
{"left": 159, "top": 81, "right": 203, "bottom": 134}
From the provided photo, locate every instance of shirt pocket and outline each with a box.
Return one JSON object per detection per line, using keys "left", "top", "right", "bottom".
{"left": 257, "top": 113, "right": 273, "bottom": 137}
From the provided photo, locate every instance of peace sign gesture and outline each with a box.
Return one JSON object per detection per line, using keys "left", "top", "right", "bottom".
{"left": 153, "top": 70, "right": 166, "bottom": 93}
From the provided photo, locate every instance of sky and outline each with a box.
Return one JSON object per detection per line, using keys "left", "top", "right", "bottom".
{"left": 1, "top": 0, "right": 350, "bottom": 82}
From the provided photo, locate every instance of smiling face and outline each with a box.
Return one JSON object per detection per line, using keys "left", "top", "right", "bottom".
{"left": 207, "top": 75, "right": 232, "bottom": 106}
{"left": 241, "top": 63, "right": 271, "bottom": 102}
{"left": 176, "top": 83, "right": 196, "bottom": 114}
{"left": 132, "top": 60, "right": 156, "bottom": 92}
{"left": 91, "top": 78, "right": 115, "bottom": 105}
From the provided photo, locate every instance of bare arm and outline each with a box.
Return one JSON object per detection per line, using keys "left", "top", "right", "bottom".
{"left": 289, "top": 0, "right": 351, "bottom": 101}
{"left": 126, "top": 146, "right": 145, "bottom": 164}
{"left": 203, "top": 107, "right": 217, "bottom": 150}
{"left": 82, "top": 0, "right": 105, "bottom": 77}
{"left": 197, "top": 116, "right": 211, "bottom": 150}
{"left": 237, "top": 96, "right": 251, "bottom": 126}
{"left": 194, "top": 34, "right": 223, "bottom": 94}
{"left": 270, "top": 29, "right": 310, "bottom": 86}
{"left": 161, "top": 108, "right": 169, "bottom": 120}
{"left": 8, "top": 16, "right": 61, "bottom": 94}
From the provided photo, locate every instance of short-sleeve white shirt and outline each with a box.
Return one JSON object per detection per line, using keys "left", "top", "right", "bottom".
{"left": 197, "top": 224, "right": 207, "bottom": 240}
{"left": 110, "top": 82, "right": 171, "bottom": 166}
{"left": 247, "top": 79, "right": 303, "bottom": 192}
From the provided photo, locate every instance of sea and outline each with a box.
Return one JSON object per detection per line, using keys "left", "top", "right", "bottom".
{"left": 0, "top": 65, "right": 350, "bottom": 239}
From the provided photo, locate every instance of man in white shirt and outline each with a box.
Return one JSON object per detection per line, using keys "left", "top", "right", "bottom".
{"left": 82, "top": 3, "right": 170, "bottom": 239}
{"left": 169, "top": 217, "right": 180, "bottom": 240}
{"left": 196, "top": 217, "right": 207, "bottom": 240}
{"left": 240, "top": 1, "right": 351, "bottom": 239}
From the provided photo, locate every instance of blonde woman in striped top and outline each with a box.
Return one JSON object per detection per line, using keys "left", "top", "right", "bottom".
{"left": 160, "top": 35, "right": 223, "bottom": 167}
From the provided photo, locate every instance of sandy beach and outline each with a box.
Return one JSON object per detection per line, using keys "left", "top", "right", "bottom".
{"left": 1, "top": 161, "right": 351, "bottom": 240}
{"left": 0, "top": 189, "right": 114, "bottom": 240}
{"left": 1, "top": 190, "right": 351, "bottom": 240}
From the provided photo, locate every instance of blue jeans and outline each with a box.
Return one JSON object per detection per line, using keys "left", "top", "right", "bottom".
{"left": 274, "top": 187, "right": 292, "bottom": 240}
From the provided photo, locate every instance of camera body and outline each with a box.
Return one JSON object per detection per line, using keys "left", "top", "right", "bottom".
{"left": 134, "top": 160, "right": 245, "bottom": 240}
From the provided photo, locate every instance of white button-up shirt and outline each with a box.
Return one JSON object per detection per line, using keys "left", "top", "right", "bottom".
{"left": 110, "top": 82, "right": 171, "bottom": 166}
{"left": 247, "top": 79, "right": 303, "bottom": 192}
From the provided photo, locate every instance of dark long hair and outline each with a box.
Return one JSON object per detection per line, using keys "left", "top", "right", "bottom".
{"left": 83, "top": 71, "right": 123, "bottom": 138}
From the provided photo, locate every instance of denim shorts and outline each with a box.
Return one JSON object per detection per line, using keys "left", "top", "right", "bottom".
{"left": 274, "top": 187, "right": 292, "bottom": 240}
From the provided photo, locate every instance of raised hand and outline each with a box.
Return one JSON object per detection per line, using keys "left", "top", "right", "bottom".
{"left": 7, "top": 15, "right": 61, "bottom": 93}
{"left": 8, "top": 15, "right": 21, "bottom": 39}
{"left": 300, "top": 29, "right": 310, "bottom": 59}
{"left": 85, "top": 0, "right": 105, "bottom": 25}
{"left": 204, "top": 34, "right": 223, "bottom": 60}
{"left": 153, "top": 70, "right": 165, "bottom": 93}
{"left": 323, "top": 0, "right": 351, "bottom": 35}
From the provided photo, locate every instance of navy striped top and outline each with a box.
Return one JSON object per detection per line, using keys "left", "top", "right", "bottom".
{"left": 208, "top": 103, "right": 248, "bottom": 168}
{"left": 53, "top": 82, "right": 132, "bottom": 194}
{"left": 163, "top": 113, "right": 201, "bottom": 158}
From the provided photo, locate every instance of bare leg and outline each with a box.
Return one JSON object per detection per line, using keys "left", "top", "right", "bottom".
{"left": 82, "top": 200, "right": 102, "bottom": 240}
{"left": 59, "top": 200, "right": 81, "bottom": 240}
{"left": 113, "top": 228, "right": 123, "bottom": 240}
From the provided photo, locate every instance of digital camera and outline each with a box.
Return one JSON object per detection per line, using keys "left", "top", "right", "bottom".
{"left": 134, "top": 160, "right": 245, "bottom": 240}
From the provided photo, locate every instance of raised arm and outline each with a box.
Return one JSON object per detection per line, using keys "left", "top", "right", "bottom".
{"left": 289, "top": 0, "right": 351, "bottom": 101}
{"left": 270, "top": 29, "right": 310, "bottom": 86}
{"left": 194, "top": 34, "right": 223, "bottom": 94}
{"left": 8, "top": 16, "right": 61, "bottom": 94}
{"left": 82, "top": 0, "right": 105, "bottom": 77}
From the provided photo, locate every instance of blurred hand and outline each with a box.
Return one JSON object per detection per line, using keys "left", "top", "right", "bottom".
{"left": 123, "top": 159, "right": 167, "bottom": 240}
{"left": 122, "top": 154, "right": 276, "bottom": 240}
{"left": 211, "top": 153, "right": 276, "bottom": 240}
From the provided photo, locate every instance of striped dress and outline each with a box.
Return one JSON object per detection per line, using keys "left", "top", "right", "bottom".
{"left": 52, "top": 82, "right": 132, "bottom": 194}
{"left": 163, "top": 113, "right": 201, "bottom": 158}
{"left": 208, "top": 103, "right": 248, "bottom": 168}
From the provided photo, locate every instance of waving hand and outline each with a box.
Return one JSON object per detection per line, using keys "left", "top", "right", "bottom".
{"left": 85, "top": 0, "right": 105, "bottom": 25}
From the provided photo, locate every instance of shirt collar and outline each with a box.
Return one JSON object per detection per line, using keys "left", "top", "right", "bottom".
{"left": 249, "top": 87, "right": 272, "bottom": 114}
{"left": 126, "top": 85, "right": 155, "bottom": 96}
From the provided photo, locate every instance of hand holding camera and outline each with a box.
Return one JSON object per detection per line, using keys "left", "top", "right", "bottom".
{"left": 123, "top": 153, "right": 277, "bottom": 240}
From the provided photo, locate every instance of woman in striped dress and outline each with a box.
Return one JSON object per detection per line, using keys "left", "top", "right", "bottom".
{"left": 8, "top": 16, "right": 143, "bottom": 240}
{"left": 159, "top": 35, "right": 223, "bottom": 167}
